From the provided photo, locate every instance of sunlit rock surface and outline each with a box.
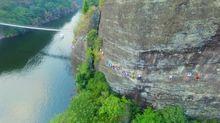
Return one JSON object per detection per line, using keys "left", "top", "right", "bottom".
{"left": 98, "top": 0, "right": 220, "bottom": 119}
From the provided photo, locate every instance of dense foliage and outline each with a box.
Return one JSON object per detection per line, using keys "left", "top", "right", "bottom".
{"left": 0, "top": 0, "right": 76, "bottom": 37}
{"left": 98, "top": 0, "right": 105, "bottom": 9}
{"left": 133, "top": 106, "right": 187, "bottom": 123}
{"left": 82, "top": 0, "right": 100, "bottom": 13}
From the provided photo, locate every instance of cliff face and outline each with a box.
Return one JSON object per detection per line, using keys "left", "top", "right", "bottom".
{"left": 98, "top": 0, "right": 220, "bottom": 119}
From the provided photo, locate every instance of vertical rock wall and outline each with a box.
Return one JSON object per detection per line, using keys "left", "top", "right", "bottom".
{"left": 98, "top": 0, "right": 220, "bottom": 119}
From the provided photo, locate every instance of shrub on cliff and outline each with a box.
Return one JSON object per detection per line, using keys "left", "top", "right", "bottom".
{"left": 82, "top": 0, "right": 100, "bottom": 14}
{"left": 133, "top": 106, "right": 187, "bottom": 123}
{"left": 133, "top": 108, "right": 162, "bottom": 123}
{"left": 158, "top": 106, "right": 186, "bottom": 123}
{"left": 74, "top": 6, "right": 96, "bottom": 37}
{"left": 99, "top": 0, "right": 105, "bottom": 9}
{"left": 76, "top": 48, "right": 94, "bottom": 90}
{"left": 51, "top": 91, "right": 131, "bottom": 123}
{"left": 85, "top": 47, "right": 95, "bottom": 70}
{"left": 82, "top": 0, "right": 89, "bottom": 14}
{"left": 50, "top": 91, "right": 100, "bottom": 123}
{"left": 86, "top": 71, "right": 110, "bottom": 96}
{"left": 87, "top": 29, "right": 98, "bottom": 48}
{"left": 98, "top": 95, "right": 131, "bottom": 123}
{"left": 93, "top": 37, "right": 103, "bottom": 65}
{"left": 86, "top": 29, "right": 103, "bottom": 65}
{"left": 75, "top": 62, "right": 92, "bottom": 90}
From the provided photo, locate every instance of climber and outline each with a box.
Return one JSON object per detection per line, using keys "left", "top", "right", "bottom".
{"left": 187, "top": 72, "right": 192, "bottom": 77}
{"left": 125, "top": 71, "right": 129, "bottom": 77}
{"left": 137, "top": 74, "right": 142, "bottom": 80}
{"left": 112, "top": 65, "right": 116, "bottom": 71}
{"left": 184, "top": 72, "right": 192, "bottom": 81}
{"left": 204, "top": 74, "right": 209, "bottom": 79}
{"left": 99, "top": 48, "right": 104, "bottom": 55}
{"left": 169, "top": 75, "right": 174, "bottom": 80}
{"left": 195, "top": 73, "right": 200, "bottom": 80}
{"left": 109, "top": 63, "right": 112, "bottom": 67}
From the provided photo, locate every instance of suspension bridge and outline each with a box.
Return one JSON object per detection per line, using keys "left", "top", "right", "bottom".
{"left": 0, "top": 22, "right": 64, "bottom": 32}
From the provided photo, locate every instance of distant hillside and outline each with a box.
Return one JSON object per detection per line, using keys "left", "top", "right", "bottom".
{"left": 0, "top": 0, "right": 79, "bottom": 38}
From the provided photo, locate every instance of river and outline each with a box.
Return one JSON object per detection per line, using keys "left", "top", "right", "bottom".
{"left": 0, "top": 11, "right": 81, "bottom": 123}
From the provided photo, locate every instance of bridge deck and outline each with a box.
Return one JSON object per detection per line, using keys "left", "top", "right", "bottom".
{"left": 0, "top": 22, "right": 62, "bottom": 32}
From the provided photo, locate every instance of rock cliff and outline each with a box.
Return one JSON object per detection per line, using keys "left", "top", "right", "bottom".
{"left": 97, "top": 0, "right": 220, "bottom": 119}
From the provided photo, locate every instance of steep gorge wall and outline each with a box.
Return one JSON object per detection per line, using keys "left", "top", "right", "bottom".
{"left": 98, "top": 0, "right": 220, "bottom": 119}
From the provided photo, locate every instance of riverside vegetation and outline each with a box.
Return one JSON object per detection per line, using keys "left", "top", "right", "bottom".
{"left": 51, "top": 0, "right": 219, "bottom": 123}
{"left": 0, "top": 0, "right": 78, "bottom": 37}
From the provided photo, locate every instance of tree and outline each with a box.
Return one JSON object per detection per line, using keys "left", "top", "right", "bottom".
{"left": 133, "top": 106, "right": 187, "bottom": 123}
{"left": 87, "top": 29, "right": 98, "bottom": 48}
{"left": 50, "top": 91, "right": 100, "bottom": 123}
{"left": 158, "top": 106, "right": 186, "bottom": 123}
{"left": 98, "top": 95, "right": 130, "bottom": 122}
{"left": 86, "top": 71, "right": 109, "bottom": 96}
{"left": 69, "top": 91, "right": 100, "bottom": 123}
{"left": 75, "top": 61, "right": 93, "bottom": 90}
{"left": 133, "top": 108, "right": 162, "bottom": 123}
{"left": 99, "top": 0, "right": 105, "bottom": 9}
{"left": 82, "top": 0, "right": 89, "bottom": 14}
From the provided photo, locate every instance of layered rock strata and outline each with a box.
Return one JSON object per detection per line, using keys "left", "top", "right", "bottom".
{"left": 98, "top": 0, "right": 220, "bottom": 119}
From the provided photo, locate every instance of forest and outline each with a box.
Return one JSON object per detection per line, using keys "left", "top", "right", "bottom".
{"left": 0, "top": 0, "right": 78, "bottom": 37}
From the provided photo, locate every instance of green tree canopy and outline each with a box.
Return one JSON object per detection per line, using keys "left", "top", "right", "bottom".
{"left": 98, "top": 95, "right": 130, "bottom": 122}
{"left": 0, "top": 0, "right": 75, "bottom": 37}
{"left": 82, "top": 0, "right": 89, "bottom": 14}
